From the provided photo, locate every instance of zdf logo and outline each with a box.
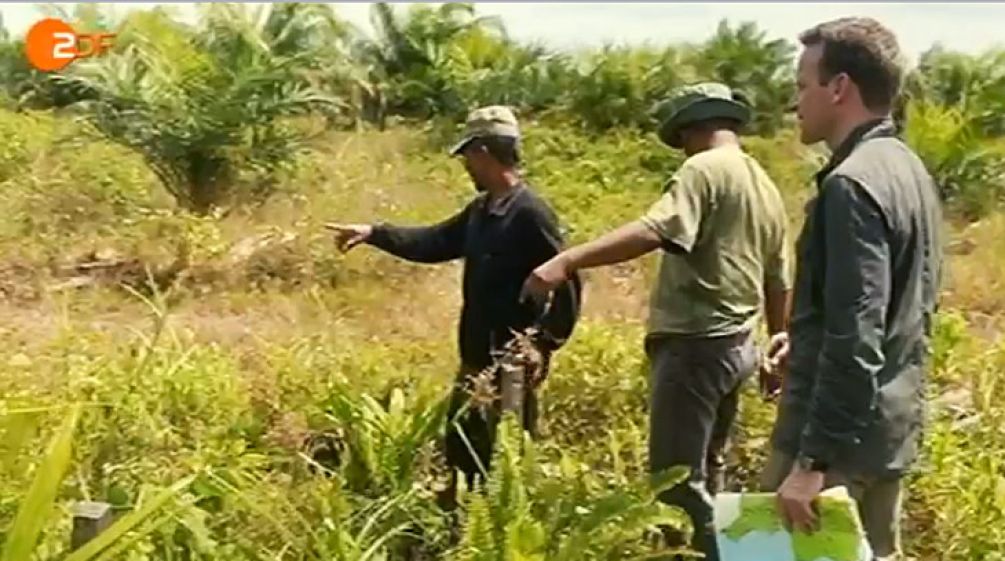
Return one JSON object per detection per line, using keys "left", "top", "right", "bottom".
{"left": 25, "top": 18, "right": 115, "bottom": 72}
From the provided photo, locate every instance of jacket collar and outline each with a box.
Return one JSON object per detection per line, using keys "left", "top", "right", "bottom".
{"left": 815, "top": 118, "right": 898, "bottom": 187}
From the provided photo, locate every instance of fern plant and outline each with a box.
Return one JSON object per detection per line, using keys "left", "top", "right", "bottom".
{"left": 450, "top": 414, "right": 691, "bottom": 561}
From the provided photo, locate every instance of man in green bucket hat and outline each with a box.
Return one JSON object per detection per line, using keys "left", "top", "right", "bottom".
{"left": 653, "top": 82, "right": 755, "bottom": 149}
{"left": 522, "top": 82, "right": 792, "bottom": 560}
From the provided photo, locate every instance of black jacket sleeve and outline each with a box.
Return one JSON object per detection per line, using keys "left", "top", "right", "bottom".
{"left": 367, "top": 203, "right": 471, "bottom": 263}
{"left": 521, "top": 202, "right": 582, "bottom": 353}
{"left": 800, "top": 175, "right": 890, "bottom": 465}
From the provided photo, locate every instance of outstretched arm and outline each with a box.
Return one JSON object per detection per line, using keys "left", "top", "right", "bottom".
{"left": 327, "top": 203, "right": 471, "bottom": 264}
{"left": 522, "top": 165, "right": 706, "bottom": 300}
{"left": 561, "top": 221, "right": 664, "bottom": 271}
{"left": 521, "top": 221, "right": 662, "bottom": 300}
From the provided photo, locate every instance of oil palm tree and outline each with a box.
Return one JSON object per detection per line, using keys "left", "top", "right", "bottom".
{"left": 352, "top": 2, "right": 506, "bottom": 122}
{"left": 692, "top": 20, "right": 796, "bottom": 135}
{"left": 53, "top": 3, "right": 345, "bottom": 213}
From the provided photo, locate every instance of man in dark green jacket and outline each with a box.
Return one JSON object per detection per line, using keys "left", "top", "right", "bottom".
{"left": 763, "top": 18, "right": 944, "bottom": 561}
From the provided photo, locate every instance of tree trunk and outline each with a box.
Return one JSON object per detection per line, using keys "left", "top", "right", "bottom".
{"left": 187, "top": 156, "right": 229, "bottom": 215}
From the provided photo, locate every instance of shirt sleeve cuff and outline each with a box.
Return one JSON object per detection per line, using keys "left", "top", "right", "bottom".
{"left": 798, "top": 426, "right": 841, "bottom": 466}
{"left": 367, "top": 223, "right": 391, "bottom": 248}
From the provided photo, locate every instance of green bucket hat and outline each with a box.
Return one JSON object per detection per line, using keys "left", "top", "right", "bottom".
{"left": 653, "top": 82, "right": 752, "bottom": 148}
{"left": 450, "top": 105, "right": 521, "bottom": 155}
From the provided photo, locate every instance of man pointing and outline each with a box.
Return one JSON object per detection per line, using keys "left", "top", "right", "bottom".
{"left": 329, "top": 105, "right": 581, "bottom": 508}
{"left": 522, "top": 83, "right": 792, "bottom": 561}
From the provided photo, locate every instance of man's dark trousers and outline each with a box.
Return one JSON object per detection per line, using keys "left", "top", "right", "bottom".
{"left": 645, "top": 330, "right": 759, "bottom": 561}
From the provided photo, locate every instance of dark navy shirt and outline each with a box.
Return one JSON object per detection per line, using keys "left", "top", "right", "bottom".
{"left": 368, "top": 184, "right": 582, "bottom": 369}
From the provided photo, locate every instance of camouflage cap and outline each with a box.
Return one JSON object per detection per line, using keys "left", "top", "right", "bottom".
{"left": 653, "top": 82, "right": 752, "bottom": 148}
{"left": 450, "top": 105, "right": 521, "bottom": 155}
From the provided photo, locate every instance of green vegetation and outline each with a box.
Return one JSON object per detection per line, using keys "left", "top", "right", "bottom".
{"left": 1, "top": 3, "right": 1004, "bottom": 561}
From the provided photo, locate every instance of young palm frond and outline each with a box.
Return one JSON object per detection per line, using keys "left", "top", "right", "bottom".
{"left": 325, "top": 387, "right": 450, "bottom": 495}
{"left": 357, "top": 2, "right": 509, "bottom": 120}
{"left": 904, "top": 99, "right": 1005, "bottom": 218}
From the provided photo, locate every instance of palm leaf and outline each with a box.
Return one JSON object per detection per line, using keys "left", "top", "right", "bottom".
{"left": 1, "top": 403, "right": 82, "bottom": 561}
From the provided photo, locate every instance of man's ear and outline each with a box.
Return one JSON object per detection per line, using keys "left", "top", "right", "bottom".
{"left": 830, "top": 73, "right": 853, "bottom": 105}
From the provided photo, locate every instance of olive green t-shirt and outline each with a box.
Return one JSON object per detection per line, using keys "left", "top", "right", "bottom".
{"left": 640, "top": 145, "right": 791, "bottom": 337}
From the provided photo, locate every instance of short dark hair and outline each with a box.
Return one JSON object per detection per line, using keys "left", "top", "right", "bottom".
{"left": 799, "top": 17, "right": 903, "bottom": 112}
{"left": 472, "top": 136, "right": 520, "bottom": 167}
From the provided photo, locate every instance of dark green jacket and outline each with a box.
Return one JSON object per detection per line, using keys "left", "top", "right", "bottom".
{"left": 771, "top": 119, "right": 945, "bottom": 476}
